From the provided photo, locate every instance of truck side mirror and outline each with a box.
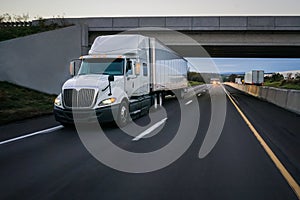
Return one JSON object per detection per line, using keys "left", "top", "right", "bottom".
{"left": 70, "top": 61, "right": 75, "bottom": 76}
{"left": 108, "top": 74, "right": 114, "bottom": 82}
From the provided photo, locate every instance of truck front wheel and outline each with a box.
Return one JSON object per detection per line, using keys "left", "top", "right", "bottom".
{"left": 117, "top": 100, "right": 129, "bottom": 127}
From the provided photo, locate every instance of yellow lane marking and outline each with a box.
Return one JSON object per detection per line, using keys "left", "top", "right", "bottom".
{"left": 224, "top": 86, "right": 300, "bottom": 199}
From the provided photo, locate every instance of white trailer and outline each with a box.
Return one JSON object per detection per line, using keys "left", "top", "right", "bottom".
{"left": 235, "top": 78, "right": 242, "bottom": 84}
{"left": 54, "top": 34, "right": 188, "bottom": 126}
{"left": 244, "top": 70, "right": 264, "bottom": 85}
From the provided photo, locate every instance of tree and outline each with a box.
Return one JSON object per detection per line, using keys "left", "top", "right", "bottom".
{"left": 0, "top": 13, "right": 12, "bottom": 22}
{"left": 187, "top": 72, "right": 204, "bottom": 82}
{"left": 0, "top": 13, "right": 30, "bottom": 23}
{"left": 295, "top": 72, "right": 300, "bottom": 80}
{"left": 270, "top": 73, "right": 284, "bottom": 82}
{"left": 286, "top": 73, "right": 293, "bottom": 80}
{"left": 228, "top": 74, "right": 238, "bottom": 82}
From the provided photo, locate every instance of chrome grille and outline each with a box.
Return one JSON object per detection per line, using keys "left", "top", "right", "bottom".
{"left": 63, "top": 89, "right": 95, "bottom": 108}
{"left": 63, "top": 89, "right": 77, "bottom": 108}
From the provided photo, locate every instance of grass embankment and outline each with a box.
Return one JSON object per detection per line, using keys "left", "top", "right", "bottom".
{"left": 0, "top": 24, "right": 70, "bottom": 42}
{"left": 0, "top": 81, "right": 56, "bottom": 125}
{"left": 189, "top": 81, "right": 205, "bottom": 87}
{"left": 264, "top": 80, "right": 300, "bottom": 90}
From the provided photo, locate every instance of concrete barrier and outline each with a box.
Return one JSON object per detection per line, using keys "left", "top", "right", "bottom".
{"left": 238, "top": 84, "right": 245, "bottom": 91}
{"left": 286, "top": 90, "right": 300, "bottom": 114}
{"left": 273, "top": 88, "right": 288, "bottom": 108}
{"left": 224, "top": 82, "right": 300, "bottom": 115}
{"left": 266, "top": 87, "right": 278, "bottom": 104}
{"left": 259, "top": 86, "right": 269, "bottom": 99}
{"left": 247, "top": 85, "right": 260, "bottom": 97}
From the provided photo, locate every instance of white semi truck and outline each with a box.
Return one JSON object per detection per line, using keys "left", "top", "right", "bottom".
{"left": 54, "top": 34, "right": 188, "bottom": 126}
{"left": 244, "top": 70, "right": 264, "bottom": 85}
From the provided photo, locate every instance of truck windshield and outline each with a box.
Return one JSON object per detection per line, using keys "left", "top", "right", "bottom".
{"left": 78, "top": 58, "right": 124, "bottom": 76}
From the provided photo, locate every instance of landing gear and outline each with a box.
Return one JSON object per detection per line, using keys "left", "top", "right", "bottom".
{"left": 154, "top": 92, "right": 164, "bottom": 109}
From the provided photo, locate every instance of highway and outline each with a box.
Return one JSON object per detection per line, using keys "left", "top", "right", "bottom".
{"left": 0, "top": 85, "right": 299, "bottom": 200}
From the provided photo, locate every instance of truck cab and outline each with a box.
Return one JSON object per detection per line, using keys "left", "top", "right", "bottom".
{"left": 54, "top": 54, "right": 151, "bottom": 127}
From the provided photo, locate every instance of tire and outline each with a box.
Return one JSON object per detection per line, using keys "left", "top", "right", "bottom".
{"left": 117, "top": 100, "right": 129, "bottom": 127}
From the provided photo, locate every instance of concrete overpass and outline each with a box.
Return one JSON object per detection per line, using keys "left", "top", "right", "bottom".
{"left": 38, "top": 16, "right": 300, "bottom": 58}
{"left": 2, "top": 16, "right": 300, "bottom": 94}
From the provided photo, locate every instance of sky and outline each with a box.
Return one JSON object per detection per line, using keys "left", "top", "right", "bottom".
{"left": 1, "top": 0, "right": 300, "bottom": 19}
{"left": 1, "top": 0, "right": 300, "bottom": 73}
{"left": 187, "top": 58, "right": 300, "bottom": 74}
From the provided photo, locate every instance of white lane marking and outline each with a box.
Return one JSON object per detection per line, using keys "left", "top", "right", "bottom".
{"left": 185, "top": 100, "right": 193, "bottom": 105}
{"left": 132, "top": 118, "right": 168, "bottom": 141}
{"left": 221, "top": 85, "right": 239, "bottom": 105}
{"left": 0, "top": 125, "right": 64, "bottom": 145}
{"left": 230, "top": 95, "right": 239, "bottom": 105}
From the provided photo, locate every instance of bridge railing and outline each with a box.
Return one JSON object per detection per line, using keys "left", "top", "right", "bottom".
{"left": 0, "top": 21, "right": 33, "bottom": 27}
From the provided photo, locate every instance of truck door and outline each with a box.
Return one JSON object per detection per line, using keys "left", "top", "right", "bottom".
{"left": 125, "top": 59, "right": 149, "bottom": 97}
{"left": 125, "top": 59, "right": 138, "bottom": 97}
{"left": 134, "top": 60, "right": 149, "bottom": 96}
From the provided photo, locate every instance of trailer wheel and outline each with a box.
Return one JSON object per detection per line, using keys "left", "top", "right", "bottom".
{"left": 117, "top": 100, "right": 129, "bottom": 127}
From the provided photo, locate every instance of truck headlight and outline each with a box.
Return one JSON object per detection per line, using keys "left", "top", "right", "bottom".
{"left": 99, "top": 98, "right": 116, "bottom": 106}
{"left": 54, "top": 94, "right": 62, "bottom": 107}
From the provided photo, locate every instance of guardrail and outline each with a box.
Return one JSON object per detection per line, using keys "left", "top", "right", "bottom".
{"left": 225, "top": 83, "right": 300, "bottom": 115}
{"left": 0, "top": 22, "right": 32, "bottom": 27}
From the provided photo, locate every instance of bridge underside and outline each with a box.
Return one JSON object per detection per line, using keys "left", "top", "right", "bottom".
{"left": 88, "top": 31, "right": 300, "bottom": 58}
{"left": 170, "top": 45, "right": 300, "bottom": 58}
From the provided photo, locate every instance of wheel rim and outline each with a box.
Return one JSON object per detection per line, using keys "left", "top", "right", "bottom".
{"left": 120, "top": 105, "right": 127, "bottom": 123}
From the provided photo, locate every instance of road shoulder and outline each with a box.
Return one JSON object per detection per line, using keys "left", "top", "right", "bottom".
{"left": 0, "top": 114, "right": 60, "bottom": 142}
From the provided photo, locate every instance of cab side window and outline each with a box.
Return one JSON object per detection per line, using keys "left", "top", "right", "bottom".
{"left": 126, "top": 60, "right": 133, "bottom": 75}
{"left": 143, "top": 63, "right": 148, "bottom": 76}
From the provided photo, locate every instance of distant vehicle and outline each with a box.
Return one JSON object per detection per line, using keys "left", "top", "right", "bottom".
{"left": 54, "top": 34, "right": 188, "bottom": 127}
{"left": 235, "top": 78, "right": 242, "bottom": 84}
{"left": 210, "top": 78, "right": 221, "bottom": 85}
{"left": 244, "top": 70, "right": 264, "bottom": 85}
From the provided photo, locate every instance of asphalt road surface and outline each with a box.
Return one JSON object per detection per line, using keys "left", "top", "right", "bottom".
{"left": 0, "top": 85, "right": 299, "bottom": 200}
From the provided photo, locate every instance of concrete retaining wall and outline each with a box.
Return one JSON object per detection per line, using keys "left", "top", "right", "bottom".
{"left": 247, "top": 85, "right": 260, "bottom": 97}
{"left": 287, "top": 90, "right": 300, "bottom": 113}
{"left": 226, "top": 83, "right": 300, "bottom": 115}
{"left": 259, "top": 86, "right": 269, "bottom": 99}
{"left": 273, "top": 88, "right": 289, "bottom": 108}
{"left": 265, "top": 87, "right": 277, "bottom": 104}
{"left": 0, "top": 25, "right": 82, "bottom": 94}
